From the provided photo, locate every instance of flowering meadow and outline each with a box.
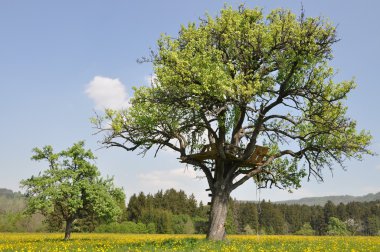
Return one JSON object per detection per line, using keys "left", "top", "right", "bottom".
{"left": 0, "top": 233, "right": 379, "bottom": 252}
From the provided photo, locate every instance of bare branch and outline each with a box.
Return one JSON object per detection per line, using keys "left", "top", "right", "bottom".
{"left": 263, "top": 114, "right": 299, "bottom": 125}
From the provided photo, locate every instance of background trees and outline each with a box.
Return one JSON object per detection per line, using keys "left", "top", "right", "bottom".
{"left": 0, "top": 189, "right": 45, "bottom": 232}
{"left": 327, "top": 217, "right": 349, "bottom": 236}
{"left": 94, "top": 5, "right": 372, "bottom": 240}
{"left": 1, "top": 187, "right": 380, "bottom": 236}
{"left": 111, "top": 189, "right": 380, "bottom": 236}
{"left": 20, "top": 142, "right": 125, "bottom": 240}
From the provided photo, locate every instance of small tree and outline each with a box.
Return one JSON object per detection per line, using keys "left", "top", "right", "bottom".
{"left": 345, "top": 218, "right": 362, "bottom": 235}
{"left": 327, "top": 217, "right": 349, "bottom": 236}
{"left": 20, "top": 141, "right": 125, "bottom": 240}
{"left": 93, "top": 5, "right": 372, "bottom": 240}
{"left": 366, "top": 216, "right": 380, "bottom": 236}
{"left": 243, "top": 224, "right": 255, "bottom": 235}
{"left": 295, "top": 222, "right": 315, "bottom": 235}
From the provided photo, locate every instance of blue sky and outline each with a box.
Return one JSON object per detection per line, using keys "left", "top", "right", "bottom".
{"left": 1, "top": 0, "right": 379, "bottom": 203}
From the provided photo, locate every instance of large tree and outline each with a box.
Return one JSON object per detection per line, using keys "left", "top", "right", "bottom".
{"left": 21, "top": 141, "right": 125, "bottom": 240}
{"left": 93, "top": 6, "right": 372, "bottom": 240}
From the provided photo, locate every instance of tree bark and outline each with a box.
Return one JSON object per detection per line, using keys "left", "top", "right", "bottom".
{"left": 206, "top": 188, "right": 230, "bottom": 240}
{"left": 64, "top": 219, "right": 73, "bottom": 240}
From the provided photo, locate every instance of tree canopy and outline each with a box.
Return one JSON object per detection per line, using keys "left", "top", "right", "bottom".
{"left": 20, "top": 141, "right": 125, "bottom": 240}
{"left": 93, "top": 6, "right": 372, "bottom": 240}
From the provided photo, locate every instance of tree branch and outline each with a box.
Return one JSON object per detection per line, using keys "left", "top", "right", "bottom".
{"left": 231, "top": 106, "right": 247, "bottom": 145}
{"left": 179, "top": 156, "right": 214, "bottom": 191}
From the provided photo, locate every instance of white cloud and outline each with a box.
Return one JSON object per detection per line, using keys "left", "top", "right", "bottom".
{"left": 85, "top": 76, "right": 129, "bottom": 110}
{"left": 138, "top": 168, "right": 209, "bottom": 203}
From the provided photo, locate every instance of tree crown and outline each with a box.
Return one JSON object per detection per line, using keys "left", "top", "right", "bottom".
{"left": 94, "top": 6, "right": 372, "bottom": 192}
{"left": 21, "top": 141, "right": 125, "bottom": 222}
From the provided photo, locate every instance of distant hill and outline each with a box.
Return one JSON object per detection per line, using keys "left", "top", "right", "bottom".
{"left": 276, "top": 192, "right": 380, "bottom": 206}
{"left": 0, "top": 188, "right": 25, "bottom": 213}
{"left": 0, "top": 188, "right": 22, "bottom": 198}
{"left": 2, "top": 187, "right": 380, "bottom": 207}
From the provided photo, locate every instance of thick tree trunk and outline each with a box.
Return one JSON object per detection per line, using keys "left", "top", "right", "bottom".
{"left": 64, "top": 219, "right": 73, "bottom": 240}
{"left": 206, "top": 189, "right": 230, "bottom": 240}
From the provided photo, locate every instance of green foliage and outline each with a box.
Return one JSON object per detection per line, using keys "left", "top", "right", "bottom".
{"left": 123, "top": 189, "right": 374, "bottom": 236}
{"left": 127, "top": 189, "right": 200, "bottom": 223}
{"left": 172, "top": 214, "right": 195, "bottom": 234}
{"left": 259, "top": 201, "right": 287, "bottom": 234}
{"left": 183, "top": 218, "right": 196, "bottom": 234}
{"left": 124, "top": 189, "right": 206, "bottom": 234}
{"left": 93, "top": 5, "right": 373, "bottom": 240}
{"left": 1, "top": 186, "right": 380, "bottom": 236}
{"left": 243, "top": 224, "right": 256, "bottom": 235}
{"left": 225, "top": 200, "right": 238, "bottom": 234}
{"left": 20, "top": 142, "right": 125, "bottom": 237}
{"left": 327, "top": 217, "right": 349, "bottom": 236}
{"left": 146, "top": 222, "right": 157, "bottom": 234}
{"left": 94, "top": 5, "right": 372, "bottom": 196}
{"left": 366, "top": 216, "right": 380, "bottom": 236}
{"left": 236, "top": 202, "right": 258, "bottom": 233}
{"left": 192, "top": 216, "right": 209, "bottom": 234}
{"left": 295, "top": 222, "right": 315, "bottom": 235}
{"left": 44, "top": 206, "right": 64, "bottom": 232}
{"left": 151, "top": 209, "right": 173, "bottom": 234}
{"left": 0, "top": 189, "right": 46, "bottom": 232}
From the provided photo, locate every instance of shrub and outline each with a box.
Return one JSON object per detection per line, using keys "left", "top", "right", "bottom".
{"left": 295, "top": 223, "right": 315, "bottom": 236}
{"left": 327, "top": 217, "right": 349, "bottom": 236}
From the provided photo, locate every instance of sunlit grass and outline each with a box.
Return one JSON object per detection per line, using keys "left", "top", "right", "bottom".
{"left": 0, "top": 233, "right": 379, "bottom": 251}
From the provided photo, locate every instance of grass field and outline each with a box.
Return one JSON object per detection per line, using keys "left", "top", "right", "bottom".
{"left": 0, "top": 233, "right": 379, "bottom": 251}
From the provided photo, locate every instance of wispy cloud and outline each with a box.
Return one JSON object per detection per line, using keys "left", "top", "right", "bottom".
{"left": 85, "top": 76, "right": 129, "bottom": 110}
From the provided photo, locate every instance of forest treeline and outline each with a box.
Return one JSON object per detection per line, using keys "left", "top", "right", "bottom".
{"left": 1, "top": 188, "right": 379, "bottom": 235}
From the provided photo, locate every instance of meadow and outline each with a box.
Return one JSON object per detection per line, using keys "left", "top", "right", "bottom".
{"left": 0, "top": 233, "right": 379, "bottom": 252}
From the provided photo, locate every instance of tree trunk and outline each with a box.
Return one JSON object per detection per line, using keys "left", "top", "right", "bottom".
{"left": 206, "top": 189, "right": 230, "bottom": 240}
{"left": 64, "top": 219, "right": 73, "bottom": 240}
